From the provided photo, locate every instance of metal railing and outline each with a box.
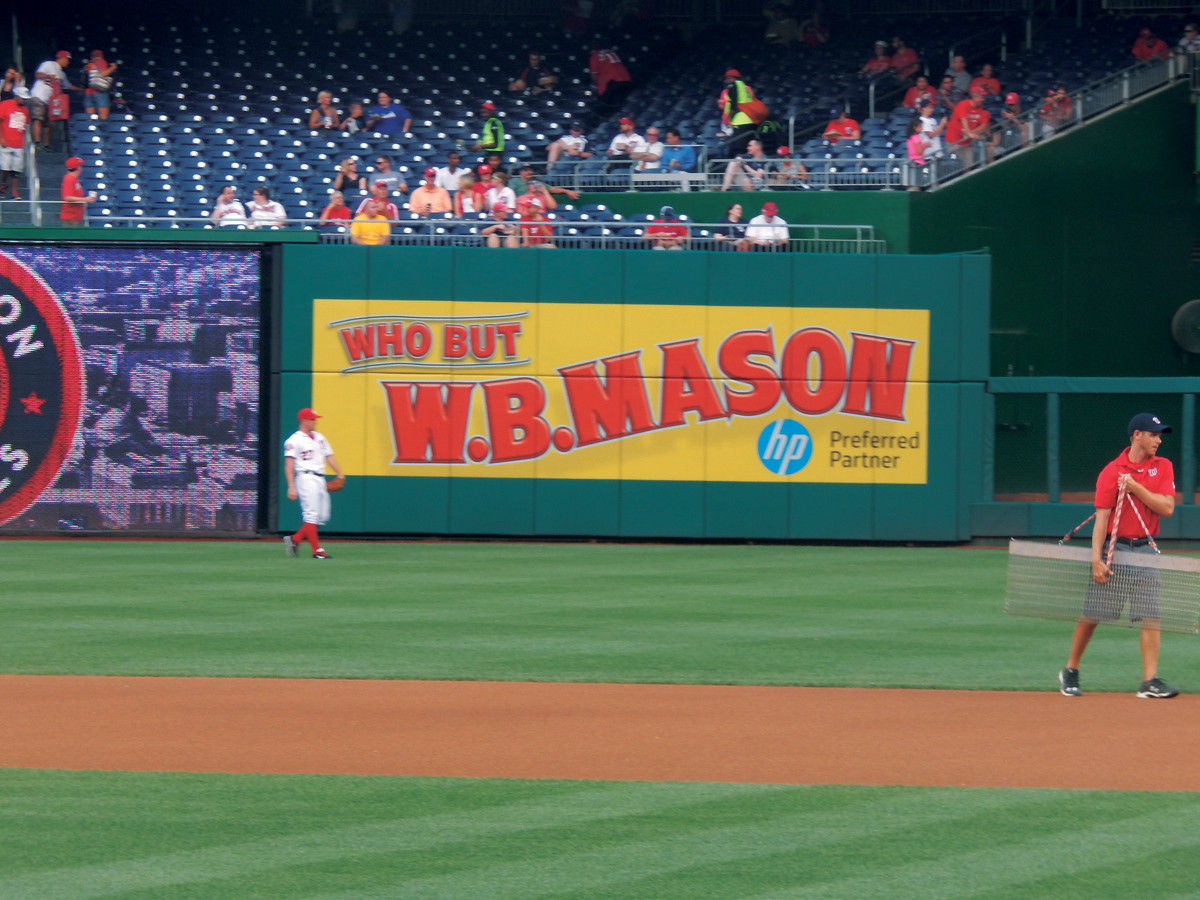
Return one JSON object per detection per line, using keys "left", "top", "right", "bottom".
{"left": 525, "top": 146, "right": 710, "bottom": 192}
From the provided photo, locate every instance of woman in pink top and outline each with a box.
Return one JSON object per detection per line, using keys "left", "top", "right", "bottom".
{"left": 905, "top": 119, "right": 931, "bottom": 164}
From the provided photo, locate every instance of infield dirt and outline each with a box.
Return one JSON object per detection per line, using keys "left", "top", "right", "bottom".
{"left": 3, "top": 675, "right": 1198, "bottom": 792}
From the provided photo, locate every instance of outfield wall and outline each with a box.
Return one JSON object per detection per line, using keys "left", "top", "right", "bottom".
{"left": 273, "top": 245, "right": 989, "bottom": 540}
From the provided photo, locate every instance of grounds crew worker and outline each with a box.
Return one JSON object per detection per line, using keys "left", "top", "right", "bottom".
{"left": 721, "top": 69, "right": 760, "bottom": 154}
{"left": 473, "top": 101, "right": 505, "bottom": 153}
{"left": 1059, "top": 413, "right": 1179, "bottom": 699}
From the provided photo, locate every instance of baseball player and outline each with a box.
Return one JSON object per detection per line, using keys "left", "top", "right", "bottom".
{"left": 283, "top": 408, "right": 344, "bottom": 559}
{"left": 1060, "top": 413, "right": 1179, "bottom": 698}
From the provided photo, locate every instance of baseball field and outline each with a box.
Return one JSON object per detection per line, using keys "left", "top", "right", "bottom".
{"left": 4, "top": 540, "right": 1200, "bottom": 898}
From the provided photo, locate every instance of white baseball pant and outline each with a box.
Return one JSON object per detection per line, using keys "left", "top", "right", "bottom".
{"left": 295, "top": 471, "right": 331, "bottom": 525}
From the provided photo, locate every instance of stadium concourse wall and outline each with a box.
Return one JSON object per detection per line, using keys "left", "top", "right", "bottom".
{"left": 274, "top": 245, "right": 989, "bottom": 541}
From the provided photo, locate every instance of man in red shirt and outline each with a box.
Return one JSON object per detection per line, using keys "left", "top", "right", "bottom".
{"left": 60, "top": 156, "right": 96, "bottom": 223}
{"left": 1061, "top": 414, "right": 1179, "bottom": 699}
{"left": 902, "top": 76, "right": 936, "bottom": 110}
{"left": 0, "top": 85, "right": 29, "bottom": 198}
{"left": 968, "top": 63, "right": 1001, "bottom": 97}
{"left": 889, "top": 36, "right": 920, "bottom": 80}
{"left": 945, "top": 93, "right": 991, "bottom": 166}
{"left": 588, "top": 46, "right": 633, "bottom": 117}
{"left": 1132, "top": 28, "right": 1170, "bottom": 61}
{"left": 822, "top": 109, "right": 860, "bottom": 143}
{"left": 644, "top": 205, "right": 688, "bottom": 250}
{"left": 518, "top": 197, "right": 554, "bottom": 247}
{"left": 354, "top": 181, "right": 400, "bottom": 220}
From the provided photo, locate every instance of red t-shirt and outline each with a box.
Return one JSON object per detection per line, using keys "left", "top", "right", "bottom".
{"left": 902, "top": 85, "right": 936, "bottom": 108}
{"left": 863, "top": 56, "right": 891, "bottom": 75}
{"left": 0, "top": 99, "right": 27, "bottom": 149}
{"left": 1095, "top": 448, "right": 1175, "bottom": 538}
{"left": 60, "top": 172, "right": 84, "bottom": 222}
{"left": 589, "top": 49, "right": 630, "bottom": 96}
{"left": 519, "top": 214, "right": 552, "bottom": 244}
{"left": 824, "top": 118, "right": 859, "bottom": 139}
{"left": 321, "top": 204, "right": 352, "bottom": 220}
{"left": 890, "top": 47, "right": 919, "bottom": 75}
{"left": 945, "top": 100, "right": 991, "bottom": 144}
{"left": 1132, "top": 38, "right": 1170, "bottom": 61}
{"left": 968, "top": 76, "right": 1000, "bottom": 96}
{"left": 515, "top": 192, "right": 545, "bottom": 215}
{"left": 647, "top": 219, "right": 687, "bottom": 241}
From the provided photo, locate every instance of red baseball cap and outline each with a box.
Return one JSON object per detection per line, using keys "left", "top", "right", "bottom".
{"left": 724, "top": 68, "right": 741, "bottom": 78}
{"left": 480, "top": 100, "right": 496, "bottom": 110}
{"left": 66, "top": 156, "right": 84, "bottom": 169}
{"left": 776, "top": 146, "right": 790, "bottom": 156}
{"left": 55, "top": 50, "right": 71, "bottom": 59}
{"left": 618, "top": 117, "right": 634, "bottom": 126}
{"left": 297, "top": 408, "right": 321, "bottom": 420}
{"left": 1139, "top": 27, "right": 1154, "bottom": 37}
{"left": 1004, "top": 92, "right": 1019, "bottom": 104}
{"left": 762, "top": 202, "right": 778, "bottom": 215}
{"left": 477, "top": 164, "right": 492, "bottom": 174}
{"left": 492, "top": 203, "right": 508, "bottom": 213}
{"left": 424, "top": 167, "right": 436, "bottom": 179}
{"left": 374, "top": 180, "right": 390, "bottom": 189}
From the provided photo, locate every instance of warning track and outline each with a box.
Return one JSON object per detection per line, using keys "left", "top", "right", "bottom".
{"left": 2, "top": 675, "right": 1197, "bottom": 791}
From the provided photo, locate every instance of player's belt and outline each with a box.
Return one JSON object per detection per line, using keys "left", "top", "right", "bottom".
{"left": 296, "top": 470, "right": 324, "bottom": 476}
{"left": 1112, "top": 536, "right": 1153, "bottom": 547}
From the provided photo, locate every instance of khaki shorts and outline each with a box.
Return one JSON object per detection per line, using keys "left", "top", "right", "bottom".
{"left": 27, "top": 97, "right": 47, "bottom": 121}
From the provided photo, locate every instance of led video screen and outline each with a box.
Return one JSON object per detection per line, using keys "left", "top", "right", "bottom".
{"left": 0, "top": 247, "right": 261, "bottom": 533}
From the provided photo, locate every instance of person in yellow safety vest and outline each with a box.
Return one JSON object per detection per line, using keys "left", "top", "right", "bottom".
{"left": 472, "top": 100, "right": 506, "bottom": 152}
{"left": 722, "top": 69, "right": 759, "bottom": 154}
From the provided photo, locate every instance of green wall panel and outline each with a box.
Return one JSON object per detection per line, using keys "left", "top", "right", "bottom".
{"left": 792, "top": 254, "right": 878, "bottom": 309}
{"left": 369, "top": 245, "right": 453, "bottom": 300}
{"left": 620, "top": 482, "right": 705, "bottom": 537}
{"left": 622, "top": 251, "right": 706, "bottom": 306}
{"left": 455, "top": 246, "right": 537, "bottom": 303}
{"left": 704, "top": 483, "right": 789, "bottom": 539}
{"left": 449, "top": 478, "right": 536, "bottom": 535}
{"left": 280, "top": 245, "right": 366, "bottom": 372}
{"left": 363, "top": 477, "right": 450, "bottom": 534}
{"left": 537, "top": 250, "right": 623, "bottom": 304}
{"left": 534, "top": 479, "right": 621, "bottom": 536}
{"left": 788, "top": 484, "right": 873, "bottom": 539}
{"left": 706, "top": 252, "right": 791, "bottom": 306}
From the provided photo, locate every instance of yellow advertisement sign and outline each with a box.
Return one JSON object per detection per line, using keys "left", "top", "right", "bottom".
{"left": 310, "top": 300, "right": 929, "bottom": 483}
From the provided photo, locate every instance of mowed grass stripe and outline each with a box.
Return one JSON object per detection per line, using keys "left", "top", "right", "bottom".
{"left": 6, "top": 770, "right": 1199, "bottom": 900}
{"left": 4, "top": 541, "right": 1198, "bottom": 692}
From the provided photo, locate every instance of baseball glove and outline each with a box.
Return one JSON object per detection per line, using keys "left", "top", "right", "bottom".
{"left": 327, "top": 476, "right": 346, "bottom": 493}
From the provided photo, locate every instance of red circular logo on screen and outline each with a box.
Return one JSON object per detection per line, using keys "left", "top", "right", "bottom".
{"left": 0, "top": 253, "right": 84, "bottom": 526}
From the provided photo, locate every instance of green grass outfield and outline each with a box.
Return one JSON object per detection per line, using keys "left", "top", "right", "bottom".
{"left": 2, "top": 540, "right": 1197, "bottom": 693}
{"left": 3, "top": 769, "right": 1199, "bottom": 900}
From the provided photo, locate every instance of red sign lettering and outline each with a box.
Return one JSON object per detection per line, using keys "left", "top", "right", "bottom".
{"left": 780, "top": 328, "right": 847, "bottom": 416}
{"left": 340, "top": 326, "right": 374, "bottom": 362}
{"left": 717, "top": 329, "right": 781, "bottom": 418}
{"left": 482, "top": 377, "right": 552, "bottom": 463}
{"left": 443, "top": 323, "right": 468, "bottom": 359}
{"left": 842, "top": 333, "right": 915, "bottom": 421}
{"left": 658, "top": 339, "right": 727, "bottom": 427}
{"left": 558, "top": 351, "right": 657, "bottom": 446}
{"left": 381, "top": 381, "right": 474, "bottom": 463}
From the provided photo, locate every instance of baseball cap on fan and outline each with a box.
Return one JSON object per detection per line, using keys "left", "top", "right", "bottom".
{"left": 1005, "top": 92, "right": 1019, "bottom": 104}
{"left": 297, "top": 408, "right": 322, "bottom": 421}
{"left": 1128, "top": 413, "right": 1171, "bottom": 436}
{"left": 762, "top": 202, "right": 778, "bottom": 215}
{"left": 1139, "top": 27, "right": 1154, "bottom": 38}
{"left": 66, "top": 156, "right": 83, "bottom": 169}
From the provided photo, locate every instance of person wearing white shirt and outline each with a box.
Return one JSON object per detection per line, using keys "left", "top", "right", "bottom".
{"left": 745, "top": 202, "right": 789, "bottom": 250}
{"left": 435, "top": 151, "right": 471, "bottom": 193}
{"left": 1179, "top": 23, "right": 1200, "bottom": 52}
{"left": 248, "top": 186, "right": 287, "bottom": 228}
{"left": 917, "top": 101, "right": 946, "bottom": 156}
{"left": 484, "top": 174, "right": 517, "bottom": 213}
{"left": 30, "top": 51, "right": 77, "bottom": 148}
{"left": 607, "top": 118, "right": 646, "bottom": 160}
{"left": 210, "top": 186, "right": 248, "bottom": 227}
{"left": 632, "top": 126, "right": 664, "bottom": 172}
{"left": 547, "top": 122, "right": 593, "bottom": 168}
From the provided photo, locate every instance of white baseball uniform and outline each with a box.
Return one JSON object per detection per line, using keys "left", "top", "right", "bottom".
{"left": 284, "top": 430, "right": 334, "bottom": 525}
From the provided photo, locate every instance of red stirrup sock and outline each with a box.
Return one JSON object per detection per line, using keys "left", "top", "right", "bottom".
{"left": 293, "top": 523, "right": 319, "bottom": 550}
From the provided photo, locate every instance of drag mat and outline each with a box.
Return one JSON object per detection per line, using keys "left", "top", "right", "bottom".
{"left": 2, "top": 675, "right": 1197, "bottom": 791}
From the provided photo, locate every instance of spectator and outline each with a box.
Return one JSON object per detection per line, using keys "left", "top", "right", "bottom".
{"left": 918, "top": 100, "right": 946, "bottom": 157}
{"left": 902, "top": 76, "right": 936, "bottom": 109}
{"left": 607, "top": 117, "right": 646, "bottom": 161}
{"left": 83, "top": 50, "right": 116, "bottom": 121}
{"left": 946, "top": 55, "right": 971, "bottom": 94}
{"left": 514, "top": 165, "right": 578, "bottom": 203}
{"left": 60, "top": 155, "right": 96, "bottom": 223}
{"left": 472, "top": 101, "right": 505, "bottom": 152}
{"left": 905, "top": 118, "right": 932, "bottom": 165}
{"left": 889, "top": 36, "right": 920, "bottom": 80}
{"left": 435, "top": 151, "right": 471, "bottom": 194}
{"left": 721, "top": 69, "right": 764, "bottom": 153}
{"left": 660, "top": 129, "right": 697, "bottom": 172}
{"left": 769, "top": 146, "right": 809, "bottom": 188}
{"left": 989, "top": 92, "right": 1027, "bottom": 156}
{"left": 210, "top": 186, "right": 247, "bottom": 226}
{"left": 409, "top": 168, "right": 453, "bottom": 216}
{"left": 587, "top": 46, "right": 633, "bottom": 116}
{"left": 1179, "top": 23, "right": 1200, "bottom": 52}
{"left": 1133, "top": 28, "right": 1170, "bottom": 61}
{"left": 308, "top": 91, "right": 340, "bottom": 132}
{"left": 1038, "top": 84, "right": 1073, "bottom": 138}
{"left": 745, "top": 201, "right": 789, "bottom": 251}
{"left": 515, "top": 178, "right": 559, "bottom": 213}
{"left": 764, "top": 2, "right": 802, "bottom": 45}
{"left": 518, "top": 197, "right": 555, "bottom": 248}
{"left": 319, "top": 190, "right": 352, "bottom": 222}
{"left": 454, "top": 175, "right": 477, "bottom": 216}
{"left": 721, "top": 139, "right": 769, "bottom": 191}
{"left": 645, "top": 205, "right": 688, "bottom": 250}
{"left": 1, "top": 65, "right": 25, "bottom": 101}
{"left": 371, "top": 155, "right": 408, "bottom": 194}
{"left": 471, "top": 164, "right": 496, "bottom": 210}
{"left": 800, "top": 13, "right": 830, "bottom": 46}
{"left": 547, "top": 122, "right": 592, "bottom": 168}
{"left": 713, "top": 201, "right": 750, "bottom": 251}
{"left": 31, "top": 51, "right": 79, "bottom": 150}
{"left": 861, "top": 41, "right": 891, "bottom": 77}
{"left": 509, "top": 52, "right": 558, "bottom": 94}
{"left": 248, "top": 186, "right": 287, "bottom": 228}
{"left": 937, "top": 75, "right": 963, "bottom": 108}
{"left": 484, "top": 153, "right": 505, "bottom": 173}
{"left": 0, "top": 86, "right": 28, "bottom": 200}
{"left": 968, "top": 64, "right": 1001, "bottom": 97}
{"left": 340, "top": 101, "right": 367, "bottom": 134}
{"left": 632, "top": 126, "right": 664, "bottom": 172}
{"left": 350, "top": 198, "right": 391, "bottom": 245}
{"left": 485, "top": 171, "right": 517, "bottom": 213}
{"left": 355, "top": 182, "right": 400, "bottom": 220}
{"left": 945, "top": 92, "right": 992, "bottom": 167}
{"left": 822, "top": 108, "right": 861, "bottom": 143}
{"left": 481, "top": 203, "right": 519, "bottom": 248}
{"left": 333, "top": 157, "right": 365, "bottom": 193}
{"left": 365, "top": 91, "right": 411, "bottom": 136}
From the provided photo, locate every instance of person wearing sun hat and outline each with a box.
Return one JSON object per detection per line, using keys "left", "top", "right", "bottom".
{"left": 745, "top": 201, "right": 789, "bottom": 251}
{"left": 60, "top": 156, "right": 97, "bottom": 223}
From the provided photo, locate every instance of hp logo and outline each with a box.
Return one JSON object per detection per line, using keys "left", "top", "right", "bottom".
{"left": 757, "top": 420, "right": 813, "bottom": 475}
